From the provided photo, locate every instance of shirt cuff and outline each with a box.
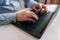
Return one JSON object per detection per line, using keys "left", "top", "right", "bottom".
{"left": 27, "top": 0, "right": 37, "bottom": 8}
{"left": 2, "top": 13, "right": 16, "bottom": 23}
{"left": 7, "top": 13, "right": 16, "bottom": 22}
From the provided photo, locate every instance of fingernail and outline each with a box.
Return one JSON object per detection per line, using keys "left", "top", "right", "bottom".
{"left": 35, "top": 16, "right": 38, "bottom": 20}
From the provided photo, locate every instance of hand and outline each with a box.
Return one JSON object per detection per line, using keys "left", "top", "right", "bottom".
{"left": 16, "top": 9, "right": 38, "bottom": 22}
{"left": 32, "top": 3, "right": 48, "bottom": 14}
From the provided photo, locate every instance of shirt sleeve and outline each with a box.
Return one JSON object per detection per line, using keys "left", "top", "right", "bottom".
{"left": 0, "top": 13, "right": 16, "bottom": 25}
{"left": 24, "top": 0, "right": 37, "bottom": 8}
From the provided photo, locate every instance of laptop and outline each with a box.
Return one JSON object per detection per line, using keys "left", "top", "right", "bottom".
{"left": 12, "top": 3, "right": 60, "bottom": 39}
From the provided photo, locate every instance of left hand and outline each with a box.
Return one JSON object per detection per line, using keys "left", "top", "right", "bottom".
{"left": 32, "top": 3, "right": 48, "bottom": 14}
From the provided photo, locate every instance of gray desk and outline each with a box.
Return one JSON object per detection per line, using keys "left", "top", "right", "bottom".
{"left": 0, "top": 5, "right": 59, "bottom": 40}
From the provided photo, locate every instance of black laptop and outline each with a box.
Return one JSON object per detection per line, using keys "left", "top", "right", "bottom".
{"left": 12, "top": 4, "right": 60, "bottom": 39}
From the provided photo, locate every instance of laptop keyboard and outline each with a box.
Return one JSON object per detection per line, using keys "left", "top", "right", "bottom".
{"left": 12, "top": 10, "right": 54, "bottom": 38}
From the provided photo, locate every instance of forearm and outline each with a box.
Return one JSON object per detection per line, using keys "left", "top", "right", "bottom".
{"left": 24, "top": 0, "right": 37, "bottom": 8}
{"left": 0, "top": 13, "right": 16, "bottom": 25}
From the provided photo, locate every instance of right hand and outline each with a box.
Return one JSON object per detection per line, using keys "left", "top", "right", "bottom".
{"left": 16, "top": 9, "right": 38, "bottom": 22}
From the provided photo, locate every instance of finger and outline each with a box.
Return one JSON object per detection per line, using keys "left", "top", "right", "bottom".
{"left": 33, "top": 7, "right": 38, "bottom": 13}
{"left": 28, "top": 12, "right": 38, "bottom": 20}
{"left": 38, "top": 4, "right": 43, "bottom": 14}
{"left": 26, "top": 18, "right": 36, "bottom": 22}
{"left": 31, "top": 12, "right": 38, "bottom": 20}
{"left": 42, "top": 5, "right": 48, "bottom": 13}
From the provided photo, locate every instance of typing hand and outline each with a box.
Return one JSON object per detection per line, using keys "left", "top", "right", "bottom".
{"left": 16, "top": 9, "right": 38, "bottom": 22}
{"left": 32, "top": 3, "right": 48, "bottom": 14}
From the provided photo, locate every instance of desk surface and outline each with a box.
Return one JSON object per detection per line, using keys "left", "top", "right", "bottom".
{"left": 0, "top": 5, "right": 59, "bottom": 40}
